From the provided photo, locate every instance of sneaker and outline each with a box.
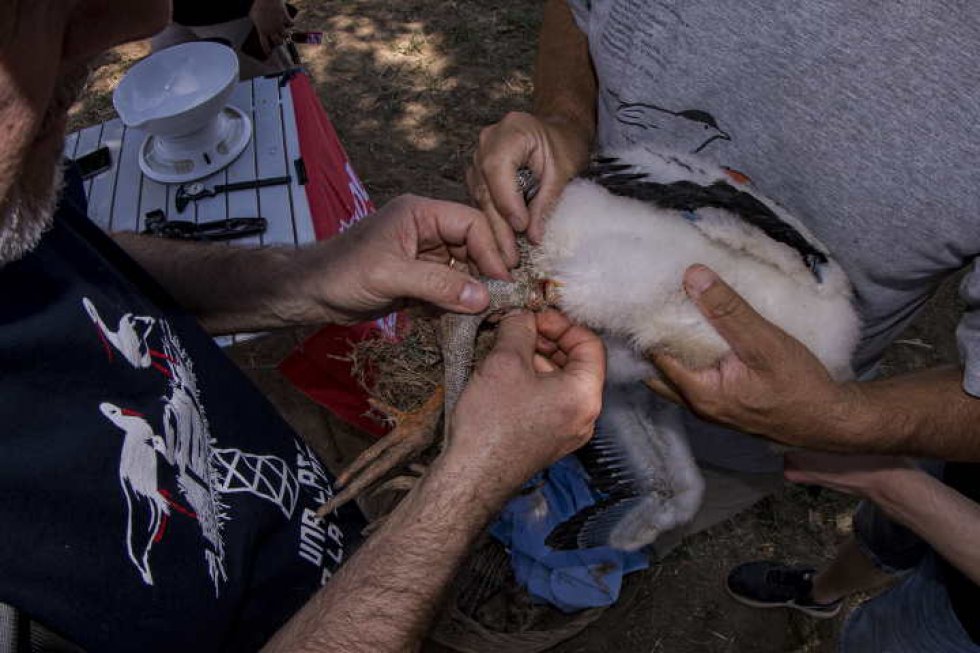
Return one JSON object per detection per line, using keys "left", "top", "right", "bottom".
{"left": 725, "top": 560, "right": 842, "bottom": 619}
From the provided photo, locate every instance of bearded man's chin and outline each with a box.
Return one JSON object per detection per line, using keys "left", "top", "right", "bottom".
{"left": 0, "top": 158, "right": 66, "bottom": 266}
{"left": 0, "top": 61, "right": 90, "bottom": 267}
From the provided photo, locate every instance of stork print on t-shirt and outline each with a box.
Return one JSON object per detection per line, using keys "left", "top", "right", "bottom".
{"left": 84, "top": 297, "right": 317, "bottom": 593}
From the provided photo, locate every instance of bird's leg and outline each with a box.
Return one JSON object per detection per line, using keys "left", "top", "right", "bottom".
{"left": 315, "top": 387, "right": 444, "bottom": 518}
{"left": 440, "top": 276, "right": 547, "bottom": 444}
{"left": 316, "top": 274, "right": 552, "bottom": 519}
{"left": 439, "top": 312, "right": 483, "bottom": 443}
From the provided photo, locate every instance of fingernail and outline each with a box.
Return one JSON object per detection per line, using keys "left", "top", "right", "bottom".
{"left": 458, "top": 280, "right": 486, "bottom": 309}
{"left": 685, "top": 265, "right": 716, "bottom": 298}
{"left": 508, "top": 214, "right": 528, "bottom": 231}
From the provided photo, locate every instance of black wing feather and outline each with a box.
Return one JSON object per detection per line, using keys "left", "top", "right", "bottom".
{"left": 586, "top": 157, "right": 828, "bottom": 274}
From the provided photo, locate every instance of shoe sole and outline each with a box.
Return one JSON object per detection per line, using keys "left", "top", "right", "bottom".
{"left": 725, "top": 583, "right": 841, "bottom": 620}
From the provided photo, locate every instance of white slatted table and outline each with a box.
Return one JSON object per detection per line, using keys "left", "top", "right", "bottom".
{"left": 65, "top": 73, "right": 317, "bottom": 344}
{"left": 64, "top": 74, "right": 315, "bottom": 247}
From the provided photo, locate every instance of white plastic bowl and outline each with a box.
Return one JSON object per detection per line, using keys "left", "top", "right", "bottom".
{"left": 113, "top": 41, "right": 239, "bottom": 138}
{"left": 114, "top": 42, "right": 252, "bottom": 183}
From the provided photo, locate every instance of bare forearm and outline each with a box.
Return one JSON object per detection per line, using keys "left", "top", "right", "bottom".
{"left": 113, "top": 233, "right": 334, "bottom": 334}
{"left": 836, "top": 365, "right": 980, "bottom": 460}
{"left": 263, "top": 310, "right": 606, "bottom": 650}
{"left": 533, "top": 0, "right": 596, "bottom": 139}
{"left": 263, "top": 454, "right": 505, "bottom": 652}
{"left": 870, "top": 468, "right": 980, "bottom": 585}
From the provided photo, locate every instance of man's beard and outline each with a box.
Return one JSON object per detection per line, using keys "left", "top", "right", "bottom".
{"left": 0, "top": 64, "right": 90, "bottom": 266}
{"left": 0, "top": 160, "right": 65, "bottom": 265}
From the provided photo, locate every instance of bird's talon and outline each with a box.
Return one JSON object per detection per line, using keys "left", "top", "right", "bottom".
{"left": 315, "top": 386, "right": 445, "bottom": 517}
{"left": 371, "top": 474, "right": 421, "bottom": 497}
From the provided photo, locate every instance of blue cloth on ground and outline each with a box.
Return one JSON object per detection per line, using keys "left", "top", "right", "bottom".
{"left": 489, "top": 456, "right": 649, "bottom": 613}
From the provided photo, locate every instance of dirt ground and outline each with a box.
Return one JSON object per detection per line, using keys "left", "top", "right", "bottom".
{"left": 68, "top": 2, "right": 965, "bottom": 651}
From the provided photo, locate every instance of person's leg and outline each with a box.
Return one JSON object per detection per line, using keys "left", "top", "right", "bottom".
{"left": 809, "top": 534, "right": 894, "bottom": 604}
{"left": 839, "top": 552, "right": 980, "bottom": 653}
{"left": 726, "top": 500, "right": 928, "bottom": 617}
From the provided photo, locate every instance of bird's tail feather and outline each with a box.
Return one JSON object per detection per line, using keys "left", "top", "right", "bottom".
{"left": 546, "top": 494, "right": 645, "bottom": 550}
{"left": 546, "top": 385, "right": 705, "bottom": 551}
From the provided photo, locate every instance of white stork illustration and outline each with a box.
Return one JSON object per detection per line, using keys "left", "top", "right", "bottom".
{"left": 100, "top": 401, "right": 170, "bottom": 585}
{"left": 82, "top": 298, "right": 171, "bottom": 375}
{"left": 92, "top": 315, "right": 299, "bottom": 593}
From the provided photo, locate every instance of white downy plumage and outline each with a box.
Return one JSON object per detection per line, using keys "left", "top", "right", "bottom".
{"left": 535, "top": 147, "right": 860, "bottom": 381}
{"left": 534, "top": 147, "right": 861, "bottom": 551}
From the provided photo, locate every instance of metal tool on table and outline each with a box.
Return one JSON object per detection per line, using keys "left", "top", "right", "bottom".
{"left": 175, "top": 175, "right": 292, "bottom": 213}
{"left": 143, "top": 209, "right": 267, "bottom": 241}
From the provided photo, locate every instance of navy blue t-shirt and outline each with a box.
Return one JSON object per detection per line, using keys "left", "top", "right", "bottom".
{"left": 0, "top": 172, "right": 364, "bottom": 651}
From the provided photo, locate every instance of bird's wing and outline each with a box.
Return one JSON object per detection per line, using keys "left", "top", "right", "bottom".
{"left": 585, "top": 154, "right": 828, "bottom": 277}
{"left": 546, "top": 383, "right": 704, "bottom": 551}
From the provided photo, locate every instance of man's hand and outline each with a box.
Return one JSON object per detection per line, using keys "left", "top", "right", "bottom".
{"left": 447, "top": 309, "right": 605, "bottom": 501}
{"left": 783, "top": 450, "right": 919, "bottom": 497}
{"left": 466, "top": 112, "right": 591, "bottom": 266}
{"left": 116, "top": 194, "right": 510, "bottom": 334}
{"left": 306, "top": 194, "right": 511, "bottom": 324}
{"left": 264, "top": 310, "right": 604, "bottom": 652}
{"left": 248, "top": 0, "right": 293, "bottom": 57}
{"left": 463, "top": 0, "right": 596, "bottom": 267}
{"left": 646, "top": 264, "right": 862, "bottom": 449}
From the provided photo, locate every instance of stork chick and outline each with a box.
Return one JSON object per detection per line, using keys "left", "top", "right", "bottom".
{"left": 538, "top": 148, "right": 859, "bottom": 551}
{"left": 319, "top": 146, "right": 860, "bottom": 554}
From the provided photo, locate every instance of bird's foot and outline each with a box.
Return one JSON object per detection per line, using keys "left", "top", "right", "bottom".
{"left": 358, "top": 468, "right": 427, "bottom": 536}
{"left": 316, "top": 387, "right": 444, "bottom": 519}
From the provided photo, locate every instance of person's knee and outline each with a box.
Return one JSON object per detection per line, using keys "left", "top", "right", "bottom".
{"left": 852, "top": 500, "right": 928, "bottom": 574}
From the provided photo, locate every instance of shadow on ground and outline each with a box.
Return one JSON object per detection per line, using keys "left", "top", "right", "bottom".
{"left": 296, "top": 0, "right": 540, "bottom": 204}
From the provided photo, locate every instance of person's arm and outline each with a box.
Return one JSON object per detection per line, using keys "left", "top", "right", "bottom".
{"left": 467, "top": 0, "right": 597, "bottom": 264}
{"left": 531, "top": 0, "right": 597, "bottom": 151}
{"left": 113, "top": 195, "right": 510, "bottom": 334}
{"left": 248, "top": 0, "right": 294, "bottom": 57}
{"left": 646, "top": 265, "right": 980, "bottom": 460}
{"left": 784, "top": 452, "right": 980, "bottom": 586}
{"left": 843, "top": 365, "right": 980, "bottom": 459}
{"left": 873, "top": 469, "right": 980, "bottom": 584}
{"left": 262, "top": 455, "right": 496, "bottom": 652}
{"left": 263, "top": 310, "right": 605, "bottom": 651}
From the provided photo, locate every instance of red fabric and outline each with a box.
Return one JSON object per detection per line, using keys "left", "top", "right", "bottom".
{"left": 278, "top": 323, "right": 388, "bottom": 437}
{"left": 287, "top": 72, "right": 375, "bottom": 238}
{"left": 277, "top": 72, "right": 393, "bottom": 438}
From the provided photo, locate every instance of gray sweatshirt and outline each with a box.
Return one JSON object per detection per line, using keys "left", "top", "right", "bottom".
{"left": 567, "top": 0, "right": 980, "bottom": 470}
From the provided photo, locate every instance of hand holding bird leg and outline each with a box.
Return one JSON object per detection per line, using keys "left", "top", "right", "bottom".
{"left": 446, "top": 310, "right": 606, "bottom": 497}
{"left": 440, "top": 274, "right": 548, "bottom": 441}
{"left": 305, "top": 195, "right": 510, "bottom": 325}
{"left": 318, "top": 273, "right": 548, "bottom": 518}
